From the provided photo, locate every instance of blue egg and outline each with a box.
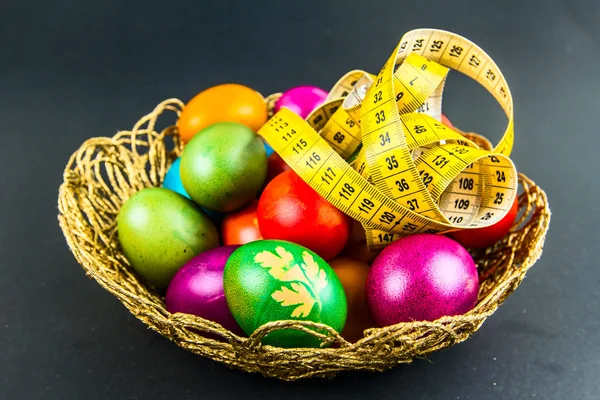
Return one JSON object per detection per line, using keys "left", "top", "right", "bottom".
{"left": 163, "top": 158, "right": 224, "bottom": 224}
{"left": 163, "top": 158, "right": 190, "bottom": 199}
{"left": 263, "top": 140, "right": 274, "bottom": 156}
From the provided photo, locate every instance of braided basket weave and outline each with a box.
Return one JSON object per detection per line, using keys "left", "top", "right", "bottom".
{"left": 57, "top": 97, "right": 550, "bottom": 381}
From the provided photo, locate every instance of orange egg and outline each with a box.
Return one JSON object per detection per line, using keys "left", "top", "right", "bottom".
{"left": 221, "top": 200, "right": 263, "bottom": 246}
{"left": 329, "top": 257, "right": 375, "bottom": 342}
{"left": 177, "top": 84, "right": 268, "bottom": 142}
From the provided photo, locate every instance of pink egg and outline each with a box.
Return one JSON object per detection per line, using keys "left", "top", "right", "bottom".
{"left": 166, "top": 245, "right": 243, "bottom": 335}
{"left": 366, "top": 234, "right": 479, "bottom": 326}
{"left": 274, "top": 86, "right": 328, "bottom": 119}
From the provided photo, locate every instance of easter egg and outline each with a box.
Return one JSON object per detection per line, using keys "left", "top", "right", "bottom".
{"left": 163, "top": 157, "right": 223, "bottom": 224}
{"left": 221, "top": 200, "right": 262, "bottom": 245}
{"left": 264, "top": 152, "right": 291, "bottom": 186}
{"left": 180, "top": 122, "right": 267, "bottom": 213}
{"left": 177, "top": 83, "right": 268, "bottom": 142}
{"left": 257, "top": 170, "right": 351, "bottom": 260}
{"left": 366, "top": 234, "right": 479, "bottom": 326}
{"left": 117, "top": 188, "right": 219, "bottom": 289}
{"left": 274, "top": 86, "right": 328, "bottom": 119}
{"left": 449, "top": 196, "right": 519, "bottom": 248}
{"left": 223, "top": 240, "right": 347, "bottom": 348}
{"left": 166, "top": 245, "right": 243, "bottom": 335}
{"left": 329, "top": 258, "right": 375, "bottom": 342}
{"left": 163, "top": 158, "right": 190, "bottom": 199}
{"left": 339, "top": 220, "right": 378, "bottom": 264}
{"left": 263, "top": 140, "right": 275, "bottom": 157}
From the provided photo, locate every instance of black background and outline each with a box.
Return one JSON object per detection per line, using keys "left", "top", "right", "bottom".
{"left": 2, "top": 1, "right": 599, "bottom": 399}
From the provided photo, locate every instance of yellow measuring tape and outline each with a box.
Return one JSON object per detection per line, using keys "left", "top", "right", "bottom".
{"left": 258, "top": 29, "right": 517, "bottom": 252}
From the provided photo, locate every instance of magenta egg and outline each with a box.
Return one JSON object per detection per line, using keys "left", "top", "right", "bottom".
{"left": 274, "top": 86, "right": 328, "bottom": 119}
{"left": 166, "top": 245, "right": 243, "bottom": 335}
{"left": 366, "top": 234, "right": 479, "bottom": 326}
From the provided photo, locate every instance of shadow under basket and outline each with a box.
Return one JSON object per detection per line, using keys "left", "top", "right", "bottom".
{"left": 57, "top": 98, "right": 551, "bottom": 381}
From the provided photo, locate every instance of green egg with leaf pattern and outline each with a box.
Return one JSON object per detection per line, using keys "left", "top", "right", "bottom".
{"left": 223, "top": 240, "right": 347, "bottom": 348}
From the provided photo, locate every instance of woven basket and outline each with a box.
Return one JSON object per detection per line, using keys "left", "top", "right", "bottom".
{"left": 57, "top": 97, "right": 551, "bottom": 381}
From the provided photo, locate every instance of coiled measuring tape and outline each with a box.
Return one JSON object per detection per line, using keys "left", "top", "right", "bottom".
{"left": 258, "top": 29, "right": 517, "bottom": 252}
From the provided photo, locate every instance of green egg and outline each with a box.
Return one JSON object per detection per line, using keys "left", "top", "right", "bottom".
{"left": 223, "top": 240, "right": 347, "bottom": 348}
{"left": 180, "top": 122, "right": 267, "bottom": 213}
{"left": 117, "top": 187, "right": 219, "bottom": 289}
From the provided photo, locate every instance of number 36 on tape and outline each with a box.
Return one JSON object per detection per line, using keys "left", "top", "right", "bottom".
{"left": 258, "top": 28, "right": 518, "bottom": 252}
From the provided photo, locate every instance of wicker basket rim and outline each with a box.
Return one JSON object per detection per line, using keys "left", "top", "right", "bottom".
{"left": 57, "top": 98, "right": 551, "bottom": 380}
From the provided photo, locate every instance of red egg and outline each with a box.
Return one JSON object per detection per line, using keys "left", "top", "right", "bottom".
{"left": 221, "top": 200, "right": 262, "bottom": 246}
{"left": 257, "top": 170, "right": 352, "bottom": 260}
{"left": 264, "top": 152, "right": 291, "bottom": 186}
{"left": 449, "top": 196, "right": 519, "bottom": 248}
{"left": 366, "top": 234, "right": 479, "bottom": 326}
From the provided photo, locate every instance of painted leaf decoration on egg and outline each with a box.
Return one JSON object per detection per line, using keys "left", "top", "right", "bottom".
{"left": 271, "top": 283, "right": 315, "bottom": 318}
{"left": 254, "top": 246, "right": 295, "bottom": 279}
{"left": 302, "top": 252, "right": 328, "bottom": 293}
{"left": 254, "top": 247, "right": 329, "bottom": 318}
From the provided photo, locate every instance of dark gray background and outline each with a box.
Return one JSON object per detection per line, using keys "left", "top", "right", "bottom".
{"left": 1, "top": 0, "right": 598, "bottom": 399}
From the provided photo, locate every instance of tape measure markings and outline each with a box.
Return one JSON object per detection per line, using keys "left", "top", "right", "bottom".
{"left": 363, "top": 29, "right": 520, "bottom": 227}
{"left": 266, "top": 109, "right": 451, "bottom": 233}
{"left": 259, "top": 29, "right": 519, "bottom": 252}
{"left": 362, "top": 54, "right": 449, "bottom": 223}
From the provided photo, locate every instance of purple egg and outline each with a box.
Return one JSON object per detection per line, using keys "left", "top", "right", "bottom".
{"left": 166, "top": 245, "right": 243, "bottom": 335}
{"left": 366, "top": 234, "right": 479, "bottom": 326}
{"left": 274, "top": 86, "right": 328, "bottom": 119}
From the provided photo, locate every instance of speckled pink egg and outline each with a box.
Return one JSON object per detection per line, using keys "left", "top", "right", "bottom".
{"left": 274, "top": 86, "right": 328, "bottom": 119}
{"left": 166, "top": 245, "right": 243, "bottom": 335}
{"left": 366, "top": 234, "right": 479, "bottom": 326}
